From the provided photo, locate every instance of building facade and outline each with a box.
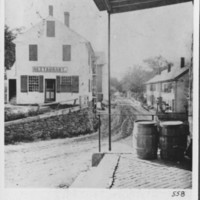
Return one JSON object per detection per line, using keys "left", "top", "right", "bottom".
{"left": 92, "top": 52, "right": 107, "bottom": 103}
{"left": 7, "top": 6, "right": 95, "bottom": 105}
{"left": 145, "top": 58, "right": 189, "bottom": 113}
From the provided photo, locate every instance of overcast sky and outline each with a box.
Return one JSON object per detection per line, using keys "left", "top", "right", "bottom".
{"left": 5, "top": 0, "right": 193, "bottom": 80}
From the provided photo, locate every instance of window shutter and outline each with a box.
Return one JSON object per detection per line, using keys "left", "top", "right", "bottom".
{"left": 72, "top": 76, "right": 79, "bottom": 93}
{"left": 56, "top": 76, "right": 61, "bottom": 93}
{"left": 39, "top": 76, "right": 43, "bottom": 93}
{"left": 21, "top": 75, "right": 28, "bottom": 93}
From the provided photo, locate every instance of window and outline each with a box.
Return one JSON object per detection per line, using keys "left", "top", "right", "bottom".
{"left": 47, "top": 21, "right": 55, "bottom": 37}
{"left": 150, "top": 84, "right": 156, "bottom": 91}
{"left": 21, "top": 76, "right": 43, "bottom": 93}
{"left": 61, "top": 76, "right": 71, "bottom": 92}
{"left": 63, "top": 45, "right": 71, "bottom": 61}
{"left": 29, "top": 45, "right": 37, "bottom": 61}
{"left": 57, "top": 76, "right": 79, "bottom": 93}
{"left": 162, "top": 83, "right": 172, "bottom": 93}
{"left": 29, "top": 76, "right": 39, "bottom": 92}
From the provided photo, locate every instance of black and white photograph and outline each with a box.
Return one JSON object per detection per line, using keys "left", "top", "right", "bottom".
{"left": 2, "top": 0, "right": 199, "bottom": 199}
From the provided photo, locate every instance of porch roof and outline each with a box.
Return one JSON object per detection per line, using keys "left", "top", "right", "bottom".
{"left": 93, "top": 0, "right": 192, "bottom": 14}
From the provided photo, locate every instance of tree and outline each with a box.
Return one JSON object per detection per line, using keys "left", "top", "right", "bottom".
{"left": 5, "top": 25, "right": 16, "bottom": 69}
{"left": 120, "top": 65, "right": 151, "bottom": 94}
{"left": 110, "top": 77, "right": 122, "bottom": 92}
{"left": 143, "top": 55, "right": 173, "bottom": 77}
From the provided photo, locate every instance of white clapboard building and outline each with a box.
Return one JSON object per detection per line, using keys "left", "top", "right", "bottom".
{"left": 7, "top": 6, "right": 95, "bottom": 105}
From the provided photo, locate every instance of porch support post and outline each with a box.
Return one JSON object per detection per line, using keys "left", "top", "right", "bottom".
{"left": 108, "top": 12, "right": 111, "bottom": 151}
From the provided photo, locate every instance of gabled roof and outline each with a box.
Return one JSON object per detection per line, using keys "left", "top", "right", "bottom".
{"left": 145, "top": 65, "right": 189, "bottom": 84}
{"left": 13, "top": 15, "right": 89, "bottom": 44}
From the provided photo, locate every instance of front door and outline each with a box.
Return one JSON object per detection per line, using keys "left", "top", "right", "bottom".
{"left": 45, "top": 79, "right": 55, "bottom": 102}
{"left": 9, "top": 79, "right": 16, "bottom": 101}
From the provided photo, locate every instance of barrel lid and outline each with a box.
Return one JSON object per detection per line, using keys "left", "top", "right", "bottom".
{"left": 160, "top": 121, "right": 183, "bottom": 126}
{"left": 136, "top": 120, "right": 156, "bottom": 125}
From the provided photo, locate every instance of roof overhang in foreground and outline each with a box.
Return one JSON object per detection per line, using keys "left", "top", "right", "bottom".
{"left": 93, "top": 0, "right": 192, "bottom": 14}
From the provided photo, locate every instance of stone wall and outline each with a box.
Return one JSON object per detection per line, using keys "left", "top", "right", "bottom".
{"left": 5, "top": 106, "right": 98, "bottom": 144}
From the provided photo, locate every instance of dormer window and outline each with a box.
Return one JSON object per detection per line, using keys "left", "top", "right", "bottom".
{"left": 47, "top": 21, "right": 55, "bottom": 37}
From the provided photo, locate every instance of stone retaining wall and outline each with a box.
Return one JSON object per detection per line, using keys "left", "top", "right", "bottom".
{"left": 5, "top": 106, "right": 98, "bottom": 144}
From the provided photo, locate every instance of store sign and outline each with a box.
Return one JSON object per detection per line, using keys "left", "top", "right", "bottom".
{"left": 32, "top": 66, "right": 68, "bottom": 73}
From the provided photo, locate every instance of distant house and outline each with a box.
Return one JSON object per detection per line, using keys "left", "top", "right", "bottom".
{"left": 92, "top": 52, "right": 107, "bottom": 102}
{"left": 6, "top": 5, "right": 96, "bottom": 105}
{"left": 145, "top": 58, "right": 189, "bottom": 113}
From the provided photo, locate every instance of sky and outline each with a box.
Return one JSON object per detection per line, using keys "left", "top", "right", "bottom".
{"left": 5, "top": 0, "right": 193, "bottom": 80}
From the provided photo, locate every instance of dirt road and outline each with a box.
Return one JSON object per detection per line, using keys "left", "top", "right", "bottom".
{"left": 5, "top": 98, "right": 151, "bottom": 188}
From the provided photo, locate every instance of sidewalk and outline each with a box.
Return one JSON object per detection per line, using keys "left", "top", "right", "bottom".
{"left": 70, "top": 143, "right": 192, "bottom": 189}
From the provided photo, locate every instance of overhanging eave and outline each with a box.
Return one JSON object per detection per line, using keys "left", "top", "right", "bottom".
{"left": 93, "top": 0, "right": 192, "bottom": 14}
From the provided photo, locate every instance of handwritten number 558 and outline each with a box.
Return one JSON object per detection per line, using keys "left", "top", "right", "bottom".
{"left": 172, "top": 191, "right": 185, "bottom": 197}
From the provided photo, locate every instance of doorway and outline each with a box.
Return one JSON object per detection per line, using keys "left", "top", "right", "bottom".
{"left": 45, "top": 79, "right": 56, "bottom": 102}
{"left": 9, "top": 79, "right": 16, "bottom": 101}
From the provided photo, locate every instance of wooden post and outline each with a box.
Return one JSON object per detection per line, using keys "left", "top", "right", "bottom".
{"left": 108, "top": 12, "right": 111, "bottom": 151}
{"left": 98, "top": 114, "right": 101, "bottom": 152}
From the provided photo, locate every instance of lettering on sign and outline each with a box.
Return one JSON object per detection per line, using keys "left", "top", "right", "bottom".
{"left": 32, "top": 66, "right": 68, "bottom": 73}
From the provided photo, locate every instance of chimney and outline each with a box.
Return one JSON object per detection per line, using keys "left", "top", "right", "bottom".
{"left": 168, "top": 64, "right": 171, "bottom": 73}
{"left": 64, "top": 12, "right": 70, "bottom": 27}
{"left": 49, "top": 5, "right": 53, "bottom": 16}
{"left": 157, "top": 68, "right": 161, "bottom": 75}
{"left": 180, "top": 57, "right": 185, "bottom": 68}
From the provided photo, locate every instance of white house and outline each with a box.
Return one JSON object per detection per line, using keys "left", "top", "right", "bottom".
{"left": 92, "top": 52, "right": 108, "bottom": 103}
{"left": 7, "top": 6, "right": 95, "bottom": 105}
{"left": 145, "top": 58, "right": 189, "bottom": 113}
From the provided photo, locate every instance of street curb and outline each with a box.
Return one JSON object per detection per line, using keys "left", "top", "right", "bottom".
{"left": 92, "top": 153, "right": 105, "bottom": 167}
{"left": 70, "top": 153, "right": 119, "bottom": 188}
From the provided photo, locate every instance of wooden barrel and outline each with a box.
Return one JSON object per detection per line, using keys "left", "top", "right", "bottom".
{"left": 159, "top": 121, "right": 188, "bottom": 161}
{"left": 133, "top": 120, "right": 158, "bottom": 160}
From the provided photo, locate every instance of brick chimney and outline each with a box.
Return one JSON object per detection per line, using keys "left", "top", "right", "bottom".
{"left": 168, "top": 64, "right": 171, "bottom": 73}
{"left": 49, "top": 5, "right": 53, "bottom": 16}
{"left": 64, "top": 12, "right": 70, "bottom": 27}
{"left": 180, "top": 57, "right": 185, "bottom": 68}
{"left": 157, "top": 68, "right": 161, "bottom": 75}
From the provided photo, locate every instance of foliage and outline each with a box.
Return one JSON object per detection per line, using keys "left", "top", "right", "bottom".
{"left": 5, "top": 25, "right": 25, "bottom": 69}
{"left": 120, "top": 65, "right": 151, "bottom": 94}
{"left": 5, "top": 25, "right": 16, "bottom": 69}
{"left": 110, "top": 77, "right": 122, "bottom": 92}
{"left": 143, "top": 55, "right": 173, "bottom": 76}
{"left": 115, "top": 56, "right": 173, "bottom": 102}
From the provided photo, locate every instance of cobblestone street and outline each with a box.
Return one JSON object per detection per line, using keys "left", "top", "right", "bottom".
{"left": 112, "top": 153, "right": 192, "bottom": 189}
{"left": 71, "top": 135, "right": 192, "bottom": 189}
